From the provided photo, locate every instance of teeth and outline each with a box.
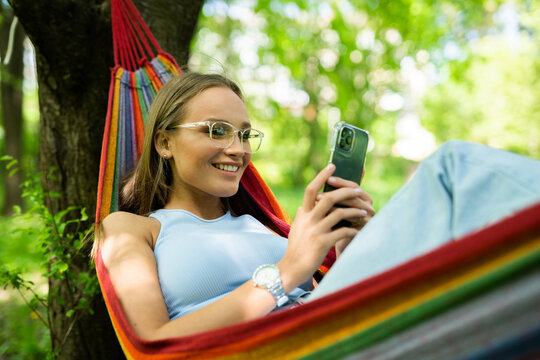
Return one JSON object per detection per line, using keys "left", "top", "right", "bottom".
{"left": 214, "top": 164, "right": 239, "bottom": 172}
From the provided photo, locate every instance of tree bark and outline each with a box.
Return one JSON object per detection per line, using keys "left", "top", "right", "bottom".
{"left": 1, "top": 5, "right": 25, "bottom": 214}
{"left": 7, "top": 0, "right": 203, "bottom": 358}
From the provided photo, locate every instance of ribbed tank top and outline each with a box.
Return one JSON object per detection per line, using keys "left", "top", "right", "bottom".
{"left": 150, "top": 209, "right": 311, "bottom": 320}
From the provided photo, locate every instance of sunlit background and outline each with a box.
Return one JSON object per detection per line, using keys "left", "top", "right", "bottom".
{"left": 5, "top": 0, "right": 540, "bottom": 216}
{"left": 188, "top": 0, "right": 540, "bottom": 215}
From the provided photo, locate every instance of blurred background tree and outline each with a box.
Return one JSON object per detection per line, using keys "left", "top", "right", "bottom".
{"left": 1, "top": 0, "right": 202, "bottom": 358}
{"left": 1, "top": 0, "right": 539, "bottom": 358}
{"left": 189, "top": 0, "right": 539, "bottom": 215}
{"left": 0, "top": 3, "right": 25, "bottom": 215}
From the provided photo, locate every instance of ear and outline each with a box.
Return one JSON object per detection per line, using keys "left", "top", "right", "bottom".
{"left": 154, "top": 130, "right": 171, "bottom": 159}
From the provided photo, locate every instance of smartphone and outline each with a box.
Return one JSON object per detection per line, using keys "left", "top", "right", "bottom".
{"left": 324, "top": 121, "right": 369, "bottom": 193}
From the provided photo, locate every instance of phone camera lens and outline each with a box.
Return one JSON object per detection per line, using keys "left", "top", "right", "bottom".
{"left": 339, "top": 127, "right": 354, "bottom": 151}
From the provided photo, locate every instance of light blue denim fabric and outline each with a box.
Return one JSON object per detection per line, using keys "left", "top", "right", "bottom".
{"left": 309, "top": 140, "right": 540, "bottom": 300}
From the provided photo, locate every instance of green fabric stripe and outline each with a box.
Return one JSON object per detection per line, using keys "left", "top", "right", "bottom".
{"left": 301, "top": 245, "right": 540, "bottom": 360}
{"left": 135, "top": 71, "right": 149, "bottom": 126}
{"left": 140, "top": 68, "right": 157, "bottom": 98}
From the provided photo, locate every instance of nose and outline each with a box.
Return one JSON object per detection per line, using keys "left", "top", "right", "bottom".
{"left": 224, "top": 133, "right": 245, "bottom": 155}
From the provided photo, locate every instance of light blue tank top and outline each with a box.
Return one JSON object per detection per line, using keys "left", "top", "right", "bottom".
{"left": 150, "top": 209, "right": 311, "bottom": 320}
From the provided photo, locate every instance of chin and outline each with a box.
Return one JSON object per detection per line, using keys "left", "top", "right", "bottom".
{"left": 215, "top": 184, "right": 240, "bottom": 198}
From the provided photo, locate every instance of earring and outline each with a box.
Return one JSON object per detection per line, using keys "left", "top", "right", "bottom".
{"left": 162, "top": 154, "right": 169, "bottom": 160}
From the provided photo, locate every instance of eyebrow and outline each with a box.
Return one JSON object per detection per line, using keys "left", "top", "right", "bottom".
{"left": 207, "top": 118, "right": 252, "bottom": 128}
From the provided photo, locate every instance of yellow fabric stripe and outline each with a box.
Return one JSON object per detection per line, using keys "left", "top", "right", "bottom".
{"left": 99, "top": 68, "right": 123, "bottom": 221}
{"left": 117, "top": 233, "right": 540, "bottom": 359}
{"left": 216, "top": 234, "right": 540, "bottom": 359}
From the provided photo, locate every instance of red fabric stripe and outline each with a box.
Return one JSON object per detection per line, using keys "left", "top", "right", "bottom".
{"left": 111, "top": 0, "right": 163, "bottom": 70}
{"left": 123, "top": 8, "right": 146, "bottom": 62}
{"left": 240, "top": 164, "right": 290, "bottom": 236}
{"left": 117, "top": 6, "right": 138, "bottom": 70}
{"left": 111, "top": 0, "right": 120, "bottom": 65}
{"left": 187, "top": 200, "right": 540, "bottom": 352}
{"left": 123, "top": 0, "right": 162, "bottom": 53}
{"left": 115, "top": 9, "right": 132, "bottom": 70}
{"left": 97, "top": 195, "right": 540, "bottom": 355}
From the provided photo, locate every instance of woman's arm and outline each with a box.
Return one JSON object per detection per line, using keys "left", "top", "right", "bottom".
{"left": 100, "top": 212, "right": 279, "bottom": 340}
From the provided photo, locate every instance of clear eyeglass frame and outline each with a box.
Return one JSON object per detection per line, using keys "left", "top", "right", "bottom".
{"left": 169, "top": 120, "right": 264, "bottom": 154}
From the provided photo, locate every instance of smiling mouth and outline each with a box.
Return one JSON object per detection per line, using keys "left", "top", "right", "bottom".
{"left": 213, "top": 164, "right": 240, "bottom": 172}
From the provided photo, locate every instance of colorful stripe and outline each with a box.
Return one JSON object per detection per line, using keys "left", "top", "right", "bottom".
{"left": 95, "top": 200, "right": 540, "bottom": 359}
{"left": 95, "top": 55, "right": 180, "bottom": 222}
{"left": 99, "top": 3, "right": 540, "bottom": 357}
{"left": 351, "top": 269, "right": 540, "bottom": 359}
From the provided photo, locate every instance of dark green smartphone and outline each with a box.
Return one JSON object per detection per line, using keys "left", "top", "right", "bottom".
{"left": 323, "top": 121, "right": 369, "bottom": 193}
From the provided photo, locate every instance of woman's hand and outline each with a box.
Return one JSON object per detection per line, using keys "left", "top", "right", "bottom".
{"left": 317, "top": 176, "right": 375, "bottom": 257}
{"left": 278, "top": 164, "right": 369, "bottom": 291}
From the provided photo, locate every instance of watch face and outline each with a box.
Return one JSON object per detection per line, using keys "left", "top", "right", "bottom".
{"left": 254, "top": 264, "right": 279, "bottom": 285}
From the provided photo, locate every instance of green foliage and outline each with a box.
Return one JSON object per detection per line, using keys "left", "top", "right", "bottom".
{"left": 191, "top": 0, "right": 539, "bottom": 214}
{"left": 0, "top": 156, "right": 97, "bottom": 359}
{"left": 0, "top": 295, "right": 49, "bottom": 360}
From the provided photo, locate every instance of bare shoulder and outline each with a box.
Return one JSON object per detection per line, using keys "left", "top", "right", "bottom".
{"left": 102, "top": 211, "right": 159, "bottom": 234}
{"left": 100, "top": 211, "right": 161, "bottom": 265}
{"left": 98, "top": 212, "right": 171, "bottom": 338}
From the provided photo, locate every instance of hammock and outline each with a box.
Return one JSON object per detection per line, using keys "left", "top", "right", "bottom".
{"left": 94, "top": 1, "right": 540, "bottom": 358}
{"left": 95, "top": 0, "right": 182, "bottom": 222}
{"left": 95, "top": 202, "right": 540, "bottom": 359}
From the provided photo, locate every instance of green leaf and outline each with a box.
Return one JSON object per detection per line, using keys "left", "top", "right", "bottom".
{"left": 80, "top": 208, "right": 88, "bottom": 222}
{"left": 5, "top": 159, "right": 18, "bottom": 169}
{"left": 56, "top": 262, "right": 69, "bottom": 273}
{"left": 8, "top": 168, "right": 19, "bottom": 177}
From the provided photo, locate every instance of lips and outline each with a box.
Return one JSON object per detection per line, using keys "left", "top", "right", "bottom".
{"left": 213, "top": 163, "right": 240, "bottom": 172}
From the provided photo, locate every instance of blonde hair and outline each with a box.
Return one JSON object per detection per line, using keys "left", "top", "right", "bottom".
{"left": 121, "top": 72, "right": 243, "bottom": 216}
{"left": 91, "top": 72, "right": 282, "bottom": 258}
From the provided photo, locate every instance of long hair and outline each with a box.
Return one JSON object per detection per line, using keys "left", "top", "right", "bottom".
{"left": 118, "top": 73, "right": 282, "bottom": 233}
{"left": 120, "top": 72, "right": 243, "bottom": 215}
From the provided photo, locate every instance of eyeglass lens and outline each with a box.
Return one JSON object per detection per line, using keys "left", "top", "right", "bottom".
{"left": 210, "top": 122, "right": 262, "bottom": 153}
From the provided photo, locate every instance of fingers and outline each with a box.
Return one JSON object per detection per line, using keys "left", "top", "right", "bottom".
{"left": 316, "top": 185, "right": 374, "bottom": 214}
{"left": 302, "top": 163, "right": 335, "bottom": 211}
{"left": 328, "top": 196, "right": 375, "bottom": 217}
{"left": 312, "top": 186, "right": 364, "bottom": 218}
{"left": 326, "top": 176, "right": 373, "bottom": 203}
{"left": 322, "top": 224, "right": 358, "bottom": 245}
{"left": 318, "top": 207, "right": 366, "bottom": 233}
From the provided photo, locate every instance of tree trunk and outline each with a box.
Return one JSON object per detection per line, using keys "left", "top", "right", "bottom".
{"left": 7, "top": 0, "right": 203, "bottom": 358}
{"left": 0, "top": 6, "right": 25, "bottom": 214}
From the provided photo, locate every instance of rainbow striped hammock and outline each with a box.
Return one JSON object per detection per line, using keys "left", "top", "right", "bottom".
{"left": 94, "top": 1, "right": 540, "bottom": 358}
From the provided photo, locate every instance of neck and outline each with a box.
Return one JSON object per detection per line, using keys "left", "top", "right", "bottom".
{"left": 164, "top": 188, "right": 226, "bottom": 220}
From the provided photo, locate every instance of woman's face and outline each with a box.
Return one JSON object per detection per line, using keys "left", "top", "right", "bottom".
{"left": 166, "top": 86, "right": 253, "bottom": 201}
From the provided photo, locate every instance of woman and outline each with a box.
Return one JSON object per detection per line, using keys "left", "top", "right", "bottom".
{"left": 96, "top": 72, "right": 540, "bottom": 340}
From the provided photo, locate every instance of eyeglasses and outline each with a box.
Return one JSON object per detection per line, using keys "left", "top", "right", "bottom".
{"left": 169, "top": 121, "right": 264, "bottom": 154}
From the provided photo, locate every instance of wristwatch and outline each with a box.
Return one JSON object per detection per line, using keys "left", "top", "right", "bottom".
{"left": 252, "top": 264, "right": 289, "bottom": 307}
